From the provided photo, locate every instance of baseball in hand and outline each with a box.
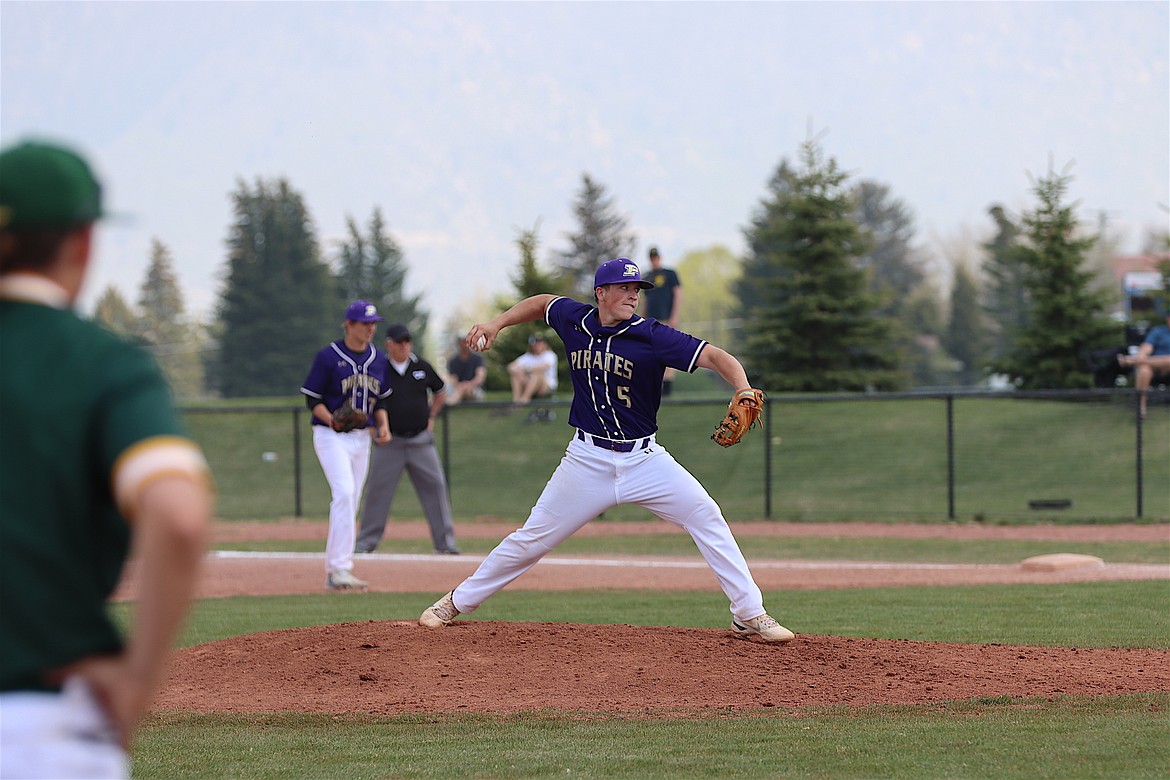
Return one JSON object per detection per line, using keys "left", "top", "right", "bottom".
{"left": 474, "top": 335, "right": 487, "bottom": 352}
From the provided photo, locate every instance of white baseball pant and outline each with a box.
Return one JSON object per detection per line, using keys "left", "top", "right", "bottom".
{"left": 452, "top": 433, "right": 767, "bottom": 622}
{"left": 312, "top": 425, "right": 372, "bottom": 575}
{"left": 0, "top": 677, "right": 128, "bottom": 779}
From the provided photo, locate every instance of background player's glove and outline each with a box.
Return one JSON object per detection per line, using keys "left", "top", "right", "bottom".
{"left": 711, "top": 388, "right": 766, "bottom": 447}
{"left": 331, "top": 400, "right": 368, "bottom": 432}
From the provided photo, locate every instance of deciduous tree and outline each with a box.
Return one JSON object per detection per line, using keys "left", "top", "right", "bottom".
{"left": 675, "top": 245, "right": 740, "bottom": 350}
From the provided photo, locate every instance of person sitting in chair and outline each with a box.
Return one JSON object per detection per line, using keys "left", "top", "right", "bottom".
{"left": 1119, "top": 310, "right": 1170, "bottom": 418}
{"left": 509, "top": 334, "right": 558, "bottom": 405}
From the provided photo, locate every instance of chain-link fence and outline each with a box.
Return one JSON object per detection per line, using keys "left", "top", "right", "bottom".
{"left": 184, "top": 389, "right": 1169, "bottom": 523}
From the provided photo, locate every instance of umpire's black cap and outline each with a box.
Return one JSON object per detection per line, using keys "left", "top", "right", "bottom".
{"left": 385, "top": 323, "right": 412, "bottom": 342}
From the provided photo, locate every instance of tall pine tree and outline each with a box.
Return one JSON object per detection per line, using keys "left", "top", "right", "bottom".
{"left": 212, "top": 178, "right": 335, "bottom": 397}
{"left": 555, "top": 173, "right": 636, "bottom": 300}
{"left": 484, "top": 223, "right": 562, "bottom": 391}
{"left": 944, "top": 261, "right": 991, "bottom": 386}
{"left": 138, "top": 238, "right": 206, "bottom": 398}
{"left": 92, "top": 285, "right": 140, "bottom": 340}
{"left": 736, "top": 140, "right": 906, "bottom": 392}
{"left": 851, "top": 180, "right": 924, "bottom": 318}
{"left": 335, "top": 208, "right": 428, "bottom": 347}
{"left": 981, "top": 204, "right": 1028, "bottom": 362}
{"left": 991, "top": 166, "right": 1115, "bottom": 389}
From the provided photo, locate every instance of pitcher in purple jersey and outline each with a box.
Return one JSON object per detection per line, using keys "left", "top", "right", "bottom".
{"left": 301, "top": 300, "right": 392, "bottom": 591}
{"left": 419, "top": 258, "right": 794, "bottom": 644}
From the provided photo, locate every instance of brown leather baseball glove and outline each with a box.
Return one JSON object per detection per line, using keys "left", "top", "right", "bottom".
{"left": 711, "top": 388, "right": 766, "bottom": 447}
{"left": 331, "top": 400, "right": 369, "bottom": 432}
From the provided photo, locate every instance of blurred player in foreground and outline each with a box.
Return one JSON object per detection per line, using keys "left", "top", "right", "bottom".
{"left": 420, "top": 258, "right": 793, "bottom": 644}
{"left": 0, "top": 139, "right": 214, "bottom": 778}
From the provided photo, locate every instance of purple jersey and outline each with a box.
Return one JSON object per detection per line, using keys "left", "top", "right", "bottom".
{"left": 546, "top": 296, "right": 705, "bottom": 439}
{"left": 300, "top": 341, "right": 391, "bottom": 426}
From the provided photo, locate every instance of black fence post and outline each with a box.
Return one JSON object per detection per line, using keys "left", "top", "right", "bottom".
{"left": 764, "top": 404, "right": 773, "bottom": 519}
{"left": 1135, "top": 402, "right": 1144, "bottom": 519}
{"left": 292, "top": 407, "right": 303, "bottom": 518}
{"left": 946, "top": 395, "right": 956, "bottom": 520}
{"left": 441, "top": 405, "right": 451, "bottom": 500}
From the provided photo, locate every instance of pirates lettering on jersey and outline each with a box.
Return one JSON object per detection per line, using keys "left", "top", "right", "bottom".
{"left": 341, "top": 372, "right": 383, "bottom": 398}
{"left": 568, "top": 348, "right": 634, "bottom": 380}
{"left": 546, "top": 296, "right": 707, "bottom": 440}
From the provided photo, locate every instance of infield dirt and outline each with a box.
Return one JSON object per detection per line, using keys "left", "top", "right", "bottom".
{"left": 129, "top": 520, "right": 1169, "bottom": 715}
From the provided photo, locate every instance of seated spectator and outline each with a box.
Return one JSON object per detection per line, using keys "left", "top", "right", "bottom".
{"left": 509, "top": 334, "right": 558, "bottom": 405}
{"left": 446, "top": 336, "right": 486, "bottom": 405}
{"left": 1119, "top": 310, "right": 1170, "bottom": 418}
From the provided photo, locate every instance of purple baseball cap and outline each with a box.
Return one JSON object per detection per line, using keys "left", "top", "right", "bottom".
{"left": 345, "top": 300, "right": 384, "bottom": 322}
{"left": 593, "top": 258, "right": 654, "bottom": 289}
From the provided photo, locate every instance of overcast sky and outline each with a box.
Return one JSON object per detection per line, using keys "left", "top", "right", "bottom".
{"left": 3, "top": 1, "right": 1167, "bottom": 335}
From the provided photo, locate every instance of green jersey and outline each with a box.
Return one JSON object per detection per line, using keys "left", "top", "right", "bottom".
{"left": 0, "top": 293, "right": 193, "bottom": 691}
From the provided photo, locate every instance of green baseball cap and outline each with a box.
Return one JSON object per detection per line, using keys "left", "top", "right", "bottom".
{"left": 0, "top": 140, "right": 104, "bottom": 230}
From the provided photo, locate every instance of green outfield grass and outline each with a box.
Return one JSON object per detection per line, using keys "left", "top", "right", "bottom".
{"left": 126, "top": 584, "right": 1170, "bottom": 779}
{"left": 183, "top": 395, "right": 1170, "bottom": 522}
{"left": 148, "top": 396, "right": 1170, "bottom": 777}
{"left": 114, "top": 582, "right": 1170, "bottom": 650}
{"left": 214, "top": 532, "right": 1170, "bottom": 564}
{"left": 136, "top": 695, "right": 1169, "bottom": 780}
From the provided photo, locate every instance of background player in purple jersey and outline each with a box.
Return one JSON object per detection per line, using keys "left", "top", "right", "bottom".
{"left": 420, "top": 258, "right": 794, "bottom": 644}
{"left": 301, "top": 300, "right": 392, "bottom": 591}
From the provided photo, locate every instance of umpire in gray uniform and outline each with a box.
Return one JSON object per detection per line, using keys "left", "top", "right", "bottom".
{"left": 356, "top": 323, "right": 460, "bottom": 554}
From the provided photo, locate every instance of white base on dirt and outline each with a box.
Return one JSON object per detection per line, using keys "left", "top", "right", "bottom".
{"left": 1020, "top": 553, "right": 1105, "bottom": 572}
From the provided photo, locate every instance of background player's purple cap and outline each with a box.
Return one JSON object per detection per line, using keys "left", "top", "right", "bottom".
{"left": 345, "top": 300, "right": 384, "bottom": 322}
{"left": 593, "top": 258, "right": 655, "bottom": 289}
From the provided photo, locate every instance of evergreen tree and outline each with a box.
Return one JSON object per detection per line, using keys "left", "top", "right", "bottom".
{"left": 485, "top": 224, "right": 561, "bottom": 392}
{"left": 736, "top": 140, "right": 907, "bottom": 392}
{"left": 138, "top": 239, "right": 184, "bottom": 343}
{"left": 853, "top": 180, "right": 935, "bottom": 386}
{"left": 851, "top": 180, "right": 924, "bottom": 318}
{"left": 138, "top": 238, "right": 206, "bottom": 398}
{"left": 981, "top": 204, "right": 1028, "bottom": 361}
{"left": 991, "top": 167, "right": 1116, "bottom": 389}
{"left": 211, "top": 178, "right": 336, "bottom": 397}
{"left": 335, "top": 216, "right": 368, "bottom": 299}
{"left": 334, "top": 208, "right": 428, "bottom": 348}
{"left": 944, "top": 261, "right": 991, "bottom": 386}
{"left": 92, "top": 285, "right": 140, "bottom": 339}
{"left": 555, "top": 173, "right": 636, "bottom": 299}
{"left": 735, "top": 160, "right": 797, "bottom": 322}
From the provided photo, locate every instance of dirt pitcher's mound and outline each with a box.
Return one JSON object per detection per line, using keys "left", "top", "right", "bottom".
{"left": 157, "top": 621, "right": 1170, "bottom": 715}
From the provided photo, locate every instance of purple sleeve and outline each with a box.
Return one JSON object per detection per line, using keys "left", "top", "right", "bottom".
{"left": 300, "top": 347, "right": 334, "bottom": 401}
{"left": 372, "top": 354, "right": 393, "bottom": 400}
{"left": 652, "top": 322, "right": 707, "bottom": 373}
{"left": 546, "top": 296, "right": 588, "bottom": 333}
